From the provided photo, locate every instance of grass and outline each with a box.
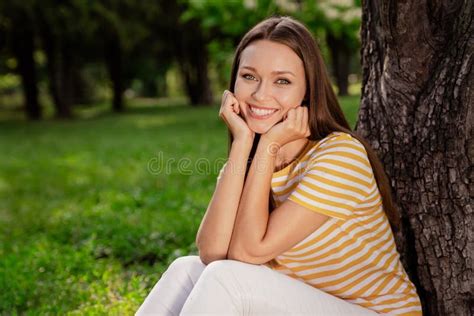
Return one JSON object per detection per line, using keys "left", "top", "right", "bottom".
{"left": 0, "top": 94, "right": 360, "bottom": 314}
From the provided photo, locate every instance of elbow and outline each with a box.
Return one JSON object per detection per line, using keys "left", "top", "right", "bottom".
{"left": 227, "top": 239, "right": 250, "bottom": 261}
{"left": 198, "top": 250, "right": 227, "bottom": 265}
{"left": 226, "top": 250, "right": 237, "bottom": 261}
{"left": 196, "top": 240, "right": 227, "bottom": 265}
{"left": 227, "top": 250, "right": 260, "bottom": 265}
{"left": 197, "top": 242, "right": 227, "bottom": 265}
{"left": 227, "top": 243, "right": 268, "bottom": 265}
{"left": 227, "top": 245, "right": 251, "bottom": 263}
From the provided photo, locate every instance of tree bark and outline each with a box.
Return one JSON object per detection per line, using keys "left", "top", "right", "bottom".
{"left": 357, "top": 1, "right": 472, "bottom": 315}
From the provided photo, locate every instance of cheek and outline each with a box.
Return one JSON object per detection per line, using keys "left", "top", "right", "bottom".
{"left": 233, "top": 79, "right": 250, "bottom": 99}
{"left": 273, "top": 89, "right": 304, "bottom": 110}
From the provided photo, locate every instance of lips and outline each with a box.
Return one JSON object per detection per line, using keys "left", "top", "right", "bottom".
{"left": 248, "top": 103, "right": 278, "bottom": 111}
{"left": 248, "top": 104, "right": 279, "bottom": 119}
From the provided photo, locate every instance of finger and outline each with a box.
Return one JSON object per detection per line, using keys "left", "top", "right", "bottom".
{"left": 302, "top": 106, "right": 309, "bottom": 127}
{"left": 222, "top": 90, "right": 229, "bottom": 106}
{"left": 286, "top": 108, "right": 296, "bottom": 125}
{"left": 237, "top": 100, "right": 245, "bottom": 115}
{"left": 301, "top": 106, "right": 308, "bottom": 128}
{"left": 226, "top": 93, "right": 238, "bottom": 113}
{"left": 303, "top": 107, "right": 310, "bottom": 137}
{"left": 233, "top": 97, "right": 240, "bottom": 114}
{"left": 224, "top": 91, "right": 238, "bottom": 114}
{"left": 294, "top": 106, "right": 302, "bottom": 129}
{"left": 227, "top": 93, "right": 240, "bottom": 114}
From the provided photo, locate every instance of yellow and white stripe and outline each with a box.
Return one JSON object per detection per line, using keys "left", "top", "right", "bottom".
{"left": 267, "top": 132, "right": 422, "bottom": 316}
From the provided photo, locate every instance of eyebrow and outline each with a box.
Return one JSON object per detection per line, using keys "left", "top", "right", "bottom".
{"left": 240, "top": 66, "right": 296, "bottom": 77}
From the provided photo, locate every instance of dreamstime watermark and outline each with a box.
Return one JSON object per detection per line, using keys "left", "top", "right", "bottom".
{"left": 147, "top": 141, "right": 282, "bottom": 176}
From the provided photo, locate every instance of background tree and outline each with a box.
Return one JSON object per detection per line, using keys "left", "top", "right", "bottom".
{"left": 0, "top": 0, "right": 42, "bottom": 119}
{"left": 0, "top": 0, "right": 364, "bottom": 117}
{"left": 36, "top": 1, "right": 91, "bottom": 118}
{"left": 184, "top": 0, "right": 361, "bottom": 97}
{"left": 158, "top": 0, "right": 215, "bottom": 106}
{"left": 357, "top": 1, "right": 472, "bottom": 315}
{"left": 182, "top": 0, "right": 292, "bottom": 97}
{"left": 319, "top": 0, "right": 361, "bottom": 96}
{"left": 91, "top": 0, "right": 150, "bottom": 112}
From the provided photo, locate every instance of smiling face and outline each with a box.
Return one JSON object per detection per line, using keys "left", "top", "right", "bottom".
{"left": 234, "top": 39, "right": 307, "bottom": 134}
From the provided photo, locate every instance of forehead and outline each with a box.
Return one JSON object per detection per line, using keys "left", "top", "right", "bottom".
{"left": 239, "top": 40, "right": 304, "bottom": 75}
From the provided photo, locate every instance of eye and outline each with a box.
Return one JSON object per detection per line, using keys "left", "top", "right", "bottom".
{"left": 276, "top": 78, "right": 291, "bottom": 85}
{"left": 241, "top": 73, "right": 291, "bottom": 85}
{"left": 242, "top": 73, "right": 256, "bottom": 81}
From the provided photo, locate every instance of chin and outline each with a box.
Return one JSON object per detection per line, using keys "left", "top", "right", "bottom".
{"left": 242, "top": 109, "right": 282, "bottom": 134}
{"left": 247, "top": 121, "right": 274, "bottom": 134}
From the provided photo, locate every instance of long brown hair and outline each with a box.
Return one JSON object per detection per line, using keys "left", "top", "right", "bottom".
{"left": 226, "top": 16, "right": 400, "bottom": 230}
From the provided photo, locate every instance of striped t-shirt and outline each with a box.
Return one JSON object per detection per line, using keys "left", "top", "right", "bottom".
{"left": 262, "top": 131, "right": 422, "bottom": 315}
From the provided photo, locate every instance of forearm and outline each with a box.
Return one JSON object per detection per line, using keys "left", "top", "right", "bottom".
{"left": 196, "top": 138, "right": 253, "bottom": 264}
{"left": 228, "top": 136, "right": 277, "bottom": 257}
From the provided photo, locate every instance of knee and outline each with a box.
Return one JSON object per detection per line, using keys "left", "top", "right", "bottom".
{"left": 164, "top": 255, "right": 206, "bottom": 276}
{"left": 169, "top": 255, "right": 204, "bottom": 268}
{"left": 200, "top": 259, "right": 254, "bottom": 281}
{"left": 205, "top": 258, "right": 241, "bottom": 270}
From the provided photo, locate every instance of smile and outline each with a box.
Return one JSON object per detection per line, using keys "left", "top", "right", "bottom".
{"left": 248, "top": 104, "right": 278, "bottom": 120}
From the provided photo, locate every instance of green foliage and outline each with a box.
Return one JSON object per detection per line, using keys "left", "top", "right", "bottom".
{"left": 0, "top": 96, "right": 360, "bottom": 313}
{"left": 0, "top": 74, "right": 20, "bottom": 92}
{"left": 0, "top": 0, "right": 361, "bottom": 116}
{"left": 182, "top": 0, "right": 361, "bottom": 96}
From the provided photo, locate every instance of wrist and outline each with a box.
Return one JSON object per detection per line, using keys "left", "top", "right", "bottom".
{"left": 259, "top": 135, "right": 281, "bottom": 157}
{"left": 232, "top": 137, "right": 254, "bottom": 151}
{"left": 260, "top": 134, "right": 282, "bottom": 147}
{"left": 233, "top": 134, "right": 254, "bottom": 146}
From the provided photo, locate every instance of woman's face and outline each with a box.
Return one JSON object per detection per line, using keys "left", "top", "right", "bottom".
{"left": 234, "top": 39, "right": 307, "bottom": 134}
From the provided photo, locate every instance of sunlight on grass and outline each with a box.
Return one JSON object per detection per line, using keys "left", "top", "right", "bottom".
{"left": 0, "top": 93, "right": 360, "bottom": 313}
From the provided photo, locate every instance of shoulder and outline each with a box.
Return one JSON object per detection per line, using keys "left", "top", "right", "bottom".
{"left": 319, "top": 131, "right": 363, "bottom": 148}
{"left": 305, "top": 132, "right": 373, "bottom": 181}
{"left": 309, "top": 131, "right": 368, "bottom": 161}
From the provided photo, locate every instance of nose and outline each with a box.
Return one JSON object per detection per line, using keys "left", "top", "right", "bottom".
{"left": 252, "top": 80, "right": 272, "bottom": 102}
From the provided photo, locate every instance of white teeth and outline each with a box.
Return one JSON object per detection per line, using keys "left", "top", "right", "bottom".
{"left": 250, "top": 106, "right": 277, "bottom": 116}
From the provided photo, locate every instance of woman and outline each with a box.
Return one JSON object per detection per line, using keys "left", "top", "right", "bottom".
{"left": 136, "top": 16, "right": 422, "bottom": 315}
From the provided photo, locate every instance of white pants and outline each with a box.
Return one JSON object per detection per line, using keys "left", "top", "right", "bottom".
{"left": 136, "top": 255, "right": 378, "bottom": 315}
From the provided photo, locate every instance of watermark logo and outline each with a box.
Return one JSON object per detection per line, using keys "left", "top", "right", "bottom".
{"left": 147, "top": 142, "right": 282, "bottom": 176}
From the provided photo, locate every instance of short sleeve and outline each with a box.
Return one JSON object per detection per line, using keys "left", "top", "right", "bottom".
{"left": 287, "top": 134, "right": 374, "bottom": 220}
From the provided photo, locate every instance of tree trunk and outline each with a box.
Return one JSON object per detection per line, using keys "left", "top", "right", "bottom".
{"left": 158, "top": 0, "right": 213, "bottom": 105}
{"left": 155, "top": 64, "right": 170, "bottom": 98}
{"left": 326, "top": 30, "right": 352, "bottom": 96}
{"left": 39, "top": 21, "right": 73, "bottom": 119}
{"left": 57, "top": 41, "right": 74, "bottom": 118}
{"left": 105, "top": 36, "right": 124, "bottom": 112}
{"left": 176, "top": 20, "right": 213, "bottom": 106}
{"left": 357, "top": 1, "right": 472, "bottom": 315}
{"left": 70, "top": 66, "right": 90, "bottom": 105}
{"left": 12, "top": 20, "right": 42, "bottom": 120}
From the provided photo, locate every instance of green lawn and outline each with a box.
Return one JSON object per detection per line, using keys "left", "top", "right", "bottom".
{"left": 0, "top": 94, "right": 360, "bottom": 314}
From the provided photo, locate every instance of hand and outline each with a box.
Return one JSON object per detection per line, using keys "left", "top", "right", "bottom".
{"left": 262, "top": 105, "right": 310, "bottom": 147}
{"left": 218, "top": 90, "right": 255, "bottom": 143}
